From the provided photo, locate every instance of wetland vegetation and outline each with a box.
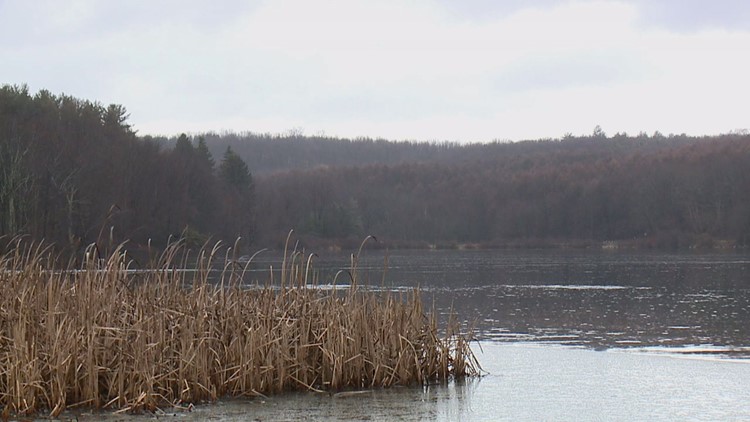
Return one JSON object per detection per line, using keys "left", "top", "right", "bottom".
{"left": 0, "top": 237, "right": 478, "bottom": 418}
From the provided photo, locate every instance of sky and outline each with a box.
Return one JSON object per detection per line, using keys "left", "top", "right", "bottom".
{"left": 2, "top": 0, "right": 749, "bottom": 142}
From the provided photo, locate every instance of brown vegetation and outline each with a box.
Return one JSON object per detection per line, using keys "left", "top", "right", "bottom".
{"left": 0, "top": 238, "right": 479, "bottom": 417}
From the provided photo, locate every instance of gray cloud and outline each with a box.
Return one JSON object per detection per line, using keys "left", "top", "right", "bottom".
{"left": 435, "top": 0, "right": 566, "bottom": 22}
{"left": 436, "top": 0, "right": 750, "bottom": 32}
{"left": 633, "top": 0, "right": 750, "bottom": 32}
{"left": 2, "top": 0, "right": 748, "bottom": 141}
{"left": 492, "top": 52, "right": 645, "bottom": 95}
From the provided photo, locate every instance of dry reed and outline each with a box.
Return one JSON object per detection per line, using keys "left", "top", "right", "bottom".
{"left": 0, "top": 237, "right": 479, "bottom": 418}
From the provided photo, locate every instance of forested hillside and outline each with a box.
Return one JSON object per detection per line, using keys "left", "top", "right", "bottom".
{"left": 2, "top": 85, "right": 749, "bottom": 252}
{"left": 189, "top": 130, "right": 750, "bottom": 249}
{"left": 0, "top": 85, "right": 255, "bottom": 252}
{"left": 185, "top": 130, "right": 711, "bottom": 176}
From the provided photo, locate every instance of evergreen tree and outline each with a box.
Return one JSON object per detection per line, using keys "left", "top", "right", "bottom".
{"left": 217, "top": 146, "right": 256, "bottom": 243}
{"left": 219, "top": 146, "right": 253, "bottom": 191}
{"left": 174, "top": 133, "right": 193, "bottom": 155}
{"left": 196, "top": 136, "right": 214, "bottom": 170}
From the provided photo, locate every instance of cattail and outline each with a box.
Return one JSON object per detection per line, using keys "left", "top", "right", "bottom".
{"left": 0, "top": 238, "right": 479, "bottom": 417}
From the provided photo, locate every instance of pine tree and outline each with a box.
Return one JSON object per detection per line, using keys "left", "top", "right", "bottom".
{"left": 219, "top": 146, "right": 253, "bottom": 191}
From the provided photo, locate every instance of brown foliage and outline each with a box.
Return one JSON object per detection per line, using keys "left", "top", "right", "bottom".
{"left": 0, "top": 238, "right": 479, "bottom": 417}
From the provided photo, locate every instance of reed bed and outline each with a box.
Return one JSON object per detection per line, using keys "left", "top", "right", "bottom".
{"left": 0, "top": 238, "right": 479, "bottom": 417}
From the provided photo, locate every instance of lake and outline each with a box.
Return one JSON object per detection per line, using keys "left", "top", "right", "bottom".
{"left": 261, "top": 249, "right": 750, "bottom": 351}
{"left": 71, "top": 249, "right": 750, "bottom": 421}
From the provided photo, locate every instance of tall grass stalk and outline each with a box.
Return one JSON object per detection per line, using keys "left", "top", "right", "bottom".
{"left": 0, "top": 238, "right": 479, "bottom": 417}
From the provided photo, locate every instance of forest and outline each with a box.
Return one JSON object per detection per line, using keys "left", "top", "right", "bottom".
{"left": 2, "top": 84, "right": 750, "bottom": 253}
{"left": 0, "top": 85, "right": 254, "bottom": 253}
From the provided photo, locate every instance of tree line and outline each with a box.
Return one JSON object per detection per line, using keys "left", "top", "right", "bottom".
{"left": 0, "top": 85, "right": 255, "bottom": 254}
{"left": 178, "top": 128, "right": 712, "bottom": 176}
{"left": 250, "top": 133, "right": 750, "bottom": 249}
{"left": 2, "top": 85, "right": 749, "bottom": 252}
{"left": 187, "top": 128, "right": 749, "bottom": 249}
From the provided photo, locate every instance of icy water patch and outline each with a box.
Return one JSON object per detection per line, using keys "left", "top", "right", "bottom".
{"left": 64, "top": 342, "right": 750, "bottom": 421}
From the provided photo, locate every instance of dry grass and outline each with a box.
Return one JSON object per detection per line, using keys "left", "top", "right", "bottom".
{"left": 0, "top": 237, "right": 479, "bottom": 418}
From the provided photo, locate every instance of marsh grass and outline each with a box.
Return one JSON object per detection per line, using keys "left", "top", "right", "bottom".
{"left": 0, "top": 237, "right": 480, "bottom": 418}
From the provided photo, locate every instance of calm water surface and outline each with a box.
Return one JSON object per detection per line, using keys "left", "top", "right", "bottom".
{"left": 263, "top": 249, "right": 750, "bottom": 352}
{"left": 71, "top": 250, "right": 750, "bottom": 421}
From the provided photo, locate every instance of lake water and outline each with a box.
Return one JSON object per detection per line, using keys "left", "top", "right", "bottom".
{"left": 270, "top": 249, "right": 750, "bottom": 352}
{"left": 71, "top": 249, "right": 750, "bottom": 421}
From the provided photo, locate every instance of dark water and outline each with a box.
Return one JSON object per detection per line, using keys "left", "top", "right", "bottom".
{"left": 252, "top": 249, "right": 750, "bottom": 355}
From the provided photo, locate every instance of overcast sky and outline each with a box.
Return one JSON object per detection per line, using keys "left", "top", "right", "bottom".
{"left": 2, "top": 0, "right": 749, "bottom": 142}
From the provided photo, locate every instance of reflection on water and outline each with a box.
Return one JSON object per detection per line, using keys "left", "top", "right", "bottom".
{"left": 255, "top": 249, "right": 750, "bottom": 356}
{"left": 186, "top": 378, "right": 480, "bottom": 422}
{"left": 70, "top": 378, "right": 482, "bottom": 421}
{"left": 442, "top": 280, "right": 750, "bottom": 353}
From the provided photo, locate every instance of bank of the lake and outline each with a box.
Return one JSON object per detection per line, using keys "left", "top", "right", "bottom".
{"left": 66, "top": 342, "right": 750, "bottom": 421}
